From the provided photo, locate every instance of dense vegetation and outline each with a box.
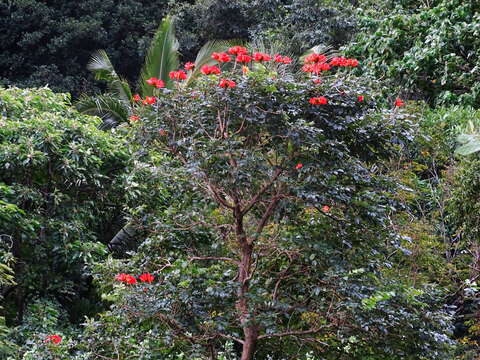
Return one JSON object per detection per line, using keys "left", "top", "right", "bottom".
{"left": 1, "top": 0, "right": 480, "bottom": 359}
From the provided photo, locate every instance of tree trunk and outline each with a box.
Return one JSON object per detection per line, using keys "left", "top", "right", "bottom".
{"left": 241, "top": 325, "right": 259, "bottom": 360}
{"left": 237, "top": 241, "right": 259, "bottom": 360}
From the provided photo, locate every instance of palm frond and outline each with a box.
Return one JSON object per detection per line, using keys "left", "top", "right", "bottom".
{"left": 139, "top": 16, "right": 180, "bottom": 95}
{"left": 76, "top": 94, "right": 130, "bottom": 129}
{"left": 109, "top": 224, "right": 138, "bottom": 255}
{"left": 87, "top": 50, "right": 132, "bottom": 103}
{"left": 87, "top": 49, "right": 116, "bottom": 80}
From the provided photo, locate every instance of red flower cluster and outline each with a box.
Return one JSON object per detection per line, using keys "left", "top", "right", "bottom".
{"left": 146, "top": 77, "right": 165, "bottom": 88}
{"left": 304, "top": 53, "right": 327, "bottom": 64}
{"left": 274, "top": 54, "right": 292, "bottom": 64}
{"left": 115, "top": 272, "right": 155, "bottom": 284}
{"left": 169, "top": 70, "right": 187, "bottom": 80}
{"left": 45, "top": 335, "right": 62, "bottom": 344}
{"left": 115, "top": 273, "right": 137, "bottom": 284}
{"left": 228, "top": 46, "right": 248, "bottom": 55}
{"left": 143, "top": 96, "right": 156, "bottom": 105}
{"left": 302, "top": 53, "right": 359, "bottom": 73}
{"left": 309, "top": 96, "right": 328, "bottom": 105}
{"left": 201, "top": 65, "right": 221, "bottom": 75}
{"left": 302, "top": 63, "right": 331, "bottom": 73}
{"left": 253, "top": 52, "right": 271, "bottom": 62}
{"left": 129, "top": 115, "right": 140, "bottom": 122}
{"left": 211, "top": 52, "right": 231, "bottom": 62}
{"left": 133, "top": 94, "right": 156, "bottom": 105}
{"left": 184, "top": 62, "right": 195, "bottom": 70}
{"left": 236, "top": 54, "right": 252, "bottom": 63}
{"left": 322, "top": 205, "right": 331, "bottom": 212}
{"left": 329, "top": 57, "right": 359, "bottom": 67}
{"left": 295, "top": 163, "right": 303, "bottom": 170}
{"left": 358, "top": 95, "right": 365, "bottom": 102}
{"left": 394, "top": 98, "right": 405, "bottom": 107}
{"left": 219, "top": 79, "right": 236, "bottom": 88}
{"left": 139, "top": 273, "right": 155, "bottom": 283}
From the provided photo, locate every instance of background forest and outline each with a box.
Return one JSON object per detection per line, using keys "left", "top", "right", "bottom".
{"left": 1, "top": 0, "right": 480, "bottom": 359}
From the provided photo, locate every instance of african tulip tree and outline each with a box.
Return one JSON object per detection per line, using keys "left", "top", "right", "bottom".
{"left": 100, "top": 51, "right": 453, "bottom": 359}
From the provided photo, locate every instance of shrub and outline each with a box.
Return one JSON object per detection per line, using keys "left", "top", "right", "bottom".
{"left": 0, "top": 87, "right": 132, "bottom": 351}
{"left": 346, "top": 0, "right": 480, "bottom": 107}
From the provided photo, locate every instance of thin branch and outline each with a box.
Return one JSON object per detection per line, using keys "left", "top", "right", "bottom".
{"left": 242, "top": 168, "right": 283, "bottom": 215}
{"left": 189, "top": 256, "right": 239, "bottom": 264}
{"left": 205, "top": 179, "right": 235, "bottom": 209}
{"left": 250, "top": 194, "right": 284, "bottom": 245}
{"left": 313, "top": 205, "right": 345, "bottom": 222}
{"left": 217, "top": 332, "right": 245, "bottom": 344}
{"left": 258, "top": 328, "right": 323, "bottom": 340}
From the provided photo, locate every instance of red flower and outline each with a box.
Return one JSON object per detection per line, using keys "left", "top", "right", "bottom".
{"left": 304, "top": 53, "right": 327, "bottom": 64}
{"left": 295, "top": 163, "right": 303, "bottom": 170}
{"left": 132, "top": 94, "right": 141, "bottom": 102}
{"left": 129, "top": 115, "right": 140, "bottom": 122}
{"left": 146, "top": 77, "right": 158, "bottom": 85}
{"left": 347, "top": 59, "right": 359, "bottom": 67}
{"left": 358, "top": 95, "right": 364, "bottom": 102}
{"left": 329, "top": 57, "right": 346, "bottom": 66}
{"left": 309, "top": 96, "right": 328, "bottom": 105}
{"left": 302, "top": 64, "right": 314, "bottom": 72}
{"left": 228, "top": 46, "right": 248, "bottom": 55}
{"left": 236, "top": 54, "right": 252, "bottom": 63}
{"left": 145, "top": 77, "right": 165, "bottom": 88}
{"left": 45, "top": 335, "right": 62, "bottom": 344}
{"left": 115, "top": 273, "right": 129, "bottom": 282}
{"left": 322, "top": 205, "right": 330, "bottom": 212}
{"left": 394, "top": 98, "right": 405, "bottom": 107}
{"left": 274, "top": 55, "right": 292, "bottom": 64}
{"left": 184, "top": 62, "right": 195, "bottom": 70}
{"left": 169, "top": 70, "right": 187, "bottom": 81}
{"left": 219, "top": 79, "right": 236, "bottom": 88}
{"left": 143, "top": 96, "right": 156, "bottom": 105}
{"left": 200, "top": 65, "right": 221, "bottom": 75}
{"left": 139, "top": 273, "right": 155, "bottom": 283}
{"left": 329, "top": 57, "right": 359, "bottom": 67}
{"left": 159, "top": 129, "right": 168, "bottom": 136}
{"left": 303, "top": 63, "right": 331, "bottom": 74}
{"left": 125, "top": 275, "right": 137, "bottom": 284}
{"left": 253, "top": 52, "right": 271, "bottom": 62}
{"left": 211, "top": 52, "right": 231, "bottom": 62}
{"left": 312, "top": 79, "right": 322, "bottom": 84}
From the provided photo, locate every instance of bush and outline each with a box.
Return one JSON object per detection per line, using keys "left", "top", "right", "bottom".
{"left": 0, "top": 87, "right": 133, "bottom": 352}
{"left": 346, "top": 0, "right": 480, "bottom": 107}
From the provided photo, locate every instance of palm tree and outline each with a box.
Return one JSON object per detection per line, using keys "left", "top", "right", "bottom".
{"left": 76, "top": 16, "right": 179, "bottom": 129}
{"left": 77, "top": 15, "right": 241, "bottom": 129}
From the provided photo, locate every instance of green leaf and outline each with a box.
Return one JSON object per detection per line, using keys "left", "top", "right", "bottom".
{"left": 139, "top": 15, "right": 179, "bottom": 95}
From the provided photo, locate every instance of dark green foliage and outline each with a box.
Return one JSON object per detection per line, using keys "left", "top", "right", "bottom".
{"left": 0, "top": 0, "right": 357, "bottom": 97}
{"left": 172, "top": 0, "right": 357, "bottom": 60}
{"left": 0, "top": 0, "right": 178, "bottom": 97}
{"left": 346, "top": 0, "right": 480, "bottom": 107}
{"left": 0, "top": 87, "right": 131, "bottom": 334}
